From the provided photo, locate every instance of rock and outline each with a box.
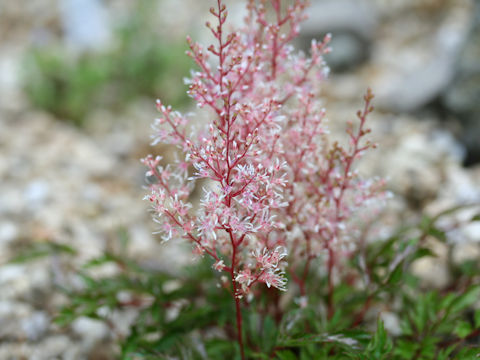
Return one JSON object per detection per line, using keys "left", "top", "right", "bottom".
{"left": 440, "top": 1, "right": 480, "bottom": 165}
{"left": 0, "top": 263, "right": 51, "bottom": 300}
{"left": 380, "top": 125, "right": 462, "bottom": 208}
{"left": 127, "top": 224, "right": 157, "bottom": 258}
{"left": 60, "top": 0, "right": 112, "bottom": 52}
{"left": 0, "top": 51, "right": 24, "bottom": 112}
{"left": 0, "top": 301, "right": 32, "bottom": 339}
{"left": 299, "top": 0, "right": 377, "bottom": 71}
{"left": 21, "top": 311, "right": 50, "bottom": 341}
{"left": 0, "top": 265, "right": 31, "bottom": 300}
{"left": 71, "top": 317, "right": 109, "bottom": 344}
{"left": 302, "top": 0, "right": 377, "bottom": 42}
{"left": 108, "top": 308, "right": 138, "bottom": 338}
{"left": 0, "top": 221, "right": 18, "bottom": 246}
{"left": 452, "top": 242, "right": 480, "bottom": 265}
{"left": 381, "top": 311, "right": 402, "bottom": 336}
{"left": 411, "top": 256, "right": 450, "bottom": 288}
{"left": 31, "top": 335, "right": 75, "bottom": 360}
{"left": 325, "top": 33, "right": 369, "bottom": 72}
{"left": 25, "top": 180, "right": 51, "bottom": 209}
{"left": 371, "top": 0, "right": 473, "bottom": 112}
{"left": 378, "top": 54, "right": 456, "bottom": 112}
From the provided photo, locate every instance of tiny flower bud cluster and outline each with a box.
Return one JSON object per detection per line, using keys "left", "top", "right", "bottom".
{"left": 143, "top": 0, "right": 386, "bottom": 298}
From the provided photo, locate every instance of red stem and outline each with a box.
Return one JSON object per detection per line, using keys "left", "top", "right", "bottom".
{"left": 230, "top": 232, "right": 245, "bottom": 360}
{"left": 327, "top": 90, "right": 374, "bottom": 320}
{"left": 327, "top": 245, "right": 335, "bottom": 319}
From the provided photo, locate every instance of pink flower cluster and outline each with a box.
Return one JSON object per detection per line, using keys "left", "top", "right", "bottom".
{"left": 143, "top": 0, "right": 386, "bottom": 299}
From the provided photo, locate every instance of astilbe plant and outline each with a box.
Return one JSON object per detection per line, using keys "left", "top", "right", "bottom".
{"left": 142, "top": 0, "right": 386, "bottom": 358}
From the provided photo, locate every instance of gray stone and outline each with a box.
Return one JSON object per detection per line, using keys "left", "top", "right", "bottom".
{"left": 411, "top": 256, "right": 451, "bottom": 289}
{"left": 0, "top": 221, "right": 18, "bottom": 246}
{"left": 441, "top": 2, "right": 480, "bottom": 164}
{"left": 60, "top": 0, "right": 112, "bottom": 51}
{"left": 302, "top": 0, "right": 377, "bottom": 41}
{"left": 370, "top": 0, "right": 473, "bottom": 113}
{"left": 71, "top": 317, "right": 109, "bottom": 343}
{"left": 299, "top": 0, "right": 377, "bottom": 71}
{"left": 21, "top": 311, "right": 50, "bottom": 341}
{"left": 0, "top": 301, "right": 32, "bottom": 339}
{"left": 25, "top": 180, "right": 51, "bottom": 209}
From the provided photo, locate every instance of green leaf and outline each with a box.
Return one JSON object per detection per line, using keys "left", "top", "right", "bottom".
{"left": 426, "top": 226, "right": 447, "bottom": 242}
{"left": 455, "top": 346, "right": 480, "bottom": 359}
{"left": 9, "top": 241, "right": 76, "bottom": 263}
{"left": 365, "top": 318, "right": 393, "bottom": 359}
{"left": 386, "top": 263, "right": 404, "bottom": 285}
{"left": 204, "top": 338, "right": 237, "bottom": 359}
{"left": 454, "top": 321, "right": 472, "bottom": 338}
{"left": 250, "top": 353, "right": 271, "bottom": 360}
{"left": 261, "top": 315, "right": 278, "bottom": 353}
{"left": 447, "top": 285, "right": 480, "bottom": 315}
{"left": 436, "top": 345, "right": 457, "bottom": 360}
{"left": 412, "top": 247, "right": 435, "bottom": 260}
{"left": 475, "top": 309, "right": 480, "bottom": 328}
{"left": 457, "top": 260, "right": 479, "bottom": 277}
{"left": 275, "top": 350, "right": 298, "bottom": 360}
{"left": 393, "top": 340, "right": 418, "bottom": 359}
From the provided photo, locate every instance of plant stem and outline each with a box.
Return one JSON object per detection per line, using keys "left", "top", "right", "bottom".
{"left": 327, "top": 245, "right": 335, "bottom": 319}
{"left": 234, "top": 287, "right": 245, "bottom": 360}
{"left": 230, "top": 236, "right": 245, "bottom": 360}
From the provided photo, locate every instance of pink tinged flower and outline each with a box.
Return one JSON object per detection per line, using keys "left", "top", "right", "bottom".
{"left": 192, "top": 245, "right": 205, "bottom": 256}
{"left": 197, "top": 214, "right": 218, "bottom": 240}
{"left": 259, "top": 269, "right": 287, "bottom": 291}
{"left": 270, "top": 246, "right": 288, "bottom": 264}
{"left": 172, "top": 196, "right": 191, "bottom": 217}
{"left": 182, "top": 220, "right": 194, "bottom": 234}
{"left": 235, "top": 268, "right": 253, "bottom": 287}
{"left": 161, "top": 222, "right": 174, "bottom": 242}
{"left": 161, "top": 169, "right": 171, "bottom": 181}
{"left": 143, "top": 0, "right": 386, "bottom": 302}
{"left": 254, "top": 246, "right": 287, "bottom": 270}
{"left": 213, "top": 260, "right": 225, "bottom": 272}
{"left": 155, "top": 129, "right": 169, "bottom": 142}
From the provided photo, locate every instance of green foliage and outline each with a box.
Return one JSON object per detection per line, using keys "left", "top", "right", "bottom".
{"left": 12, "top": 206, "right": 480, "bottom": 359}
{"left": 23, "top": 1, "right": 190, "bottom": 127}
{"left": 10, "top": 240, "right": 77, "bottom": 263}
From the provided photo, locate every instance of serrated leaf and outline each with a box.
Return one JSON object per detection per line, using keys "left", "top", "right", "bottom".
{"left": 365, "top": 318, "right": 393, "bottom": 359}
{"left": 426, "top": 226, "right": 447, "bottom": 242}
{"left": 475, "top": 309, "right": 480, "bottom": 328}
{"left": 455, "top": 346, "right": 480, "bottom": 359}
{"left": 436, "top": 345, "right": 457, "bottom": 360}
{"left": 454, "top": 321, "right": 472, "bottom": 338}
{"left": 386, "top": 263, "right": 403, "bottom": 285}
{"left": 447, "top": 285, "right": 480, "bottom": 315}
{"left": 439, "top": 293, "right": 456, "bottom": 310}
{"left": 394, "top": 340, "right": 418, "bottom": 359}
{"left": 412, "top": 247, "right": 435, "bottom": 260}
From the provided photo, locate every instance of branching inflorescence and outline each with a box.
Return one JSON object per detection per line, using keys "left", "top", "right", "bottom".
{"left": 142, "top": 0, "right": 386, "bottom": 358}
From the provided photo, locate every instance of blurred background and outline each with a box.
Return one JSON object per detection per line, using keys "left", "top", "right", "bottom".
{"left": 0, "top": 0, "right": 479, "bottom": 358}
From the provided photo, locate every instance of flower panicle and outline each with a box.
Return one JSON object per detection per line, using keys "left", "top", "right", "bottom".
{"left": 143, "top": 0, "right": 387, "bottom": 299}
